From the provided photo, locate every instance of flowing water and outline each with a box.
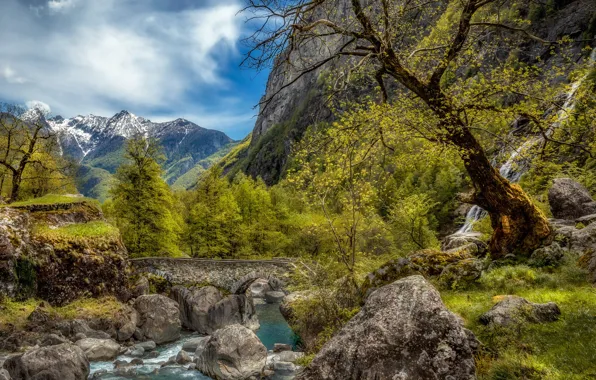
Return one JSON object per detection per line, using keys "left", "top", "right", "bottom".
{"left": 90, "top": 303, "right": 297, "bottom": 380}
{"left": 456, "top": 49, "right": 596, "bottom": 234}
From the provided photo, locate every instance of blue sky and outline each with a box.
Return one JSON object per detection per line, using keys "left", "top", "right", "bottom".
{"left": 0, "top": 0, "right": 270, "bottom": 139}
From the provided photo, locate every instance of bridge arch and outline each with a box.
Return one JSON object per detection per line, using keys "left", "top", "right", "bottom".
{"left": 130, "top": 257, "right": 295, "bottom": 293}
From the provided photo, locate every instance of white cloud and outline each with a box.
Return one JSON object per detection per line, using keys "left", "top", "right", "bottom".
{"left": 3, "top": 65, "right": 27, "bottom": 84}
{"left": 26, "top": 100, "right": 52, "bottom": 114}
{"left": 47, "top": 0, "right": 77, "bottom": 13}
{"left": 0, "top": 0, "right": 260, "bottom": 138}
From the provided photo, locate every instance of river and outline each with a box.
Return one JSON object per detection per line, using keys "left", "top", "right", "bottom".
{"left": 89, "top": 303, "right": 297, "bottom": 379}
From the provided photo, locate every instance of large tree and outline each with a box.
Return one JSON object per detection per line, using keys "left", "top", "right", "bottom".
{"left": 240, "top": 0, "right": 580, "bottom": 256}
{"left": 0, "top": 103, "right": 68, "bottom": 201}
{"left": 109, "top": 136, "right": 180, "bottom": 257}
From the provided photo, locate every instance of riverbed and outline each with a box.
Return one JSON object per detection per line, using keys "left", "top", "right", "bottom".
{"left": 90, "top": 303, "right": 297, "bottom": 379}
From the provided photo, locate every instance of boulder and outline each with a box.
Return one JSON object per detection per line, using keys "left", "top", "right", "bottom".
{"left": 135, "top": 340, "right": 156, "bottom": 351}
{"left": 182, "top": 336, "right": 210, "bottom": 352}
{"left": 576, "top": 213, "right": 596, "bottom": 226}
{"left": 548, "top": 178, "right": 596, "bottom": 220}
{"left": 134, "top": 294, "right": 181, "bottom": 344}
{"left": 172, "top": 286, "right": 259, "bottom": 334}
{"left": 70, "top": 320, "right": 110, "bottom": 340}
{"left": 75, "top": 338, "right": 121, "bottom": 361}
{"left": 264, "top": 291, "right": 285, "bottom": 304}
{"left": 176, "top": 350, "right": 192, "bottom": 365}
{"left": 195, "top": 325, "right": 267, "bottom": 380}
{"left": 248, "top": 278, "right": 272, "bottom": 299}
{"left": 441, "top": 232, "right": 488, "bottom": 254}
{"left": 273, "top": 343, "right": 292, "bottom": 353}
{"left": 41, "top": 333, "right": 70, "bottom": 347}
{"left": 296, "top": 275, "right": 478, "bottom": 380}
{"left": 207, "top": 295, "right": 260, "bottom": 332}
{"left": 0, "top": 369, "right": 10, "bottom": 380}
{"left": 479, "top": 296, "right": 561, "bottom": 327}
{"left": 439, "top": 257, "right": 485, "bottom": 289}
{"left": 529, "top": 243, "right": 565, "bottom": 267}
{"left": 4, "top": 343, "right": 89, "bottom": 380}
{"left": 171, "top": 286, "right": 222, "bottom": 334}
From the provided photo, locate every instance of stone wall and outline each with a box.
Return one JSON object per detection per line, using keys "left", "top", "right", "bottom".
{"left": 130, "top": 258, "right": 296, "bottom": 293}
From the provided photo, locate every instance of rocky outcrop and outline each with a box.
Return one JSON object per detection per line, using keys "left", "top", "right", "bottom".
{"left": 3, "top": 343, "right": 89, "bottom": 380}
{"left": 548, "top": 178, "right": 596, "bottom": 220}
{"left": 264, "top": 291, "right": 285, "bottom": 304}
{"left": 0, "top": 201, "right": 129, "bottom": 305}
{"left": 479, "top": 296, "right": 561, "bottom": 327}
{"left": 171, "top": 286, "right": 259, "bottom": 334}
{"left": 133, "top": 295, "right": 181, "bottom": 344}
{"left": 529, "top": 242, "right": 565, "bottom": 267}
{"left": 297, "top": 275, "right": 478, "bottom": 380}
{"left": 75, "top": 338, "right": 120, "bottom": 361}
{"left": 195, "top": 325, "right": 267, "bottom": 380}
{"left": 361, "top": 248, "right": 484, "bottom": 297}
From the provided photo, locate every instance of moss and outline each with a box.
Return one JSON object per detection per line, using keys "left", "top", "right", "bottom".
{"left": 32, "top": 221, "right": 120, "bottom": 252}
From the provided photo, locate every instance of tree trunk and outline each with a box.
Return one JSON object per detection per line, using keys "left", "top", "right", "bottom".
{"left": 10, "top": 170, "right": 21, "bottom": 202}
{"left": 452, "top": 127, "right": 552, "bottom": 257}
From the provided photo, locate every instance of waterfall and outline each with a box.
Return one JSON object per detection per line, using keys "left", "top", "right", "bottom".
{"left": 455, "top": 48, "right": 596, "bottom": 234}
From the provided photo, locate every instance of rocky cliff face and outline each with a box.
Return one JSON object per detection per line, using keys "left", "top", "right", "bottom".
{"left": 0, "top": 199, "right": 129, "bottom": 305}
{"left": 236, "top": 0, "right": 596, "bottom": 184}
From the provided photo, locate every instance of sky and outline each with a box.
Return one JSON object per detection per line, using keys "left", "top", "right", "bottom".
{"left": 0, "top": 0, "right": 270, "bottom": 139}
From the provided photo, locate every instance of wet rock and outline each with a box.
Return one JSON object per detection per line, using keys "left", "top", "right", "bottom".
{"left": 170, "top": 286, "right": 222, "bottom": 334}
{"left": 479, "top": 295, "right": 561, "bottom": 327}
{"left": 75, "top": 338, "right": 121, "bottom": 361}
{"left": 145, "top": 351, "right": 160, "bottom": 359}
{"left": 296, "top": 275, "right": 478, "bottom": 380}
{"left": 548, "top": 178, "right": 596, "bottom": 220}
{"left": 195, "top": 325, "right": 267, "bottom": 380}
{"left": 264, "top": 291, "right": 285, "bottom": 304}
{"left": 128, "top": 346, "right": 144, "bottom": 357}
{"left": 4, "top": 343, "right": 89, "bottom": 380}
{"left": 247, "top": 279, "right": 272, "bottom": 299}
{"left": 273, "top": 343, "right": 292, "bottom": 352}
{"left": 441, "top": 232, "right": 488, "bottom": 254}
{"left": 135, "top": 340, "right": 156, "bottom": 351}
{"left": 172, "top": 285, "right": 259, "bottom": 334}
{"left": 529, "top": 243, "right": 565, "bottom": 267}
{"left": 182, "top": 336, "right": 210, "bottom": 352}
{"left": 130, "top": 358, "right": 143, "bottom": 365}
{"left": 90, "top": 369, "right": 107, "bottom": 379}
{"left": 134, "top": 295, "right": 181, "bottom": 344}
{"left": 176, "top": 350, "right": 192, "bottom": 365}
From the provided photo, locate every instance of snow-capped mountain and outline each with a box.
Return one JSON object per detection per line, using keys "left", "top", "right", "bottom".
{"left": 45, "top": 110, "right": 235, "bottom": 199}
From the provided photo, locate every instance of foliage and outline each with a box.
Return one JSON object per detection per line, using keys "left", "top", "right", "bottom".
{"left": 106, "top": 136, "right": 182, "bottom": 257}
{"left": 4, "top": 194, "right": 98, "bottom": 207}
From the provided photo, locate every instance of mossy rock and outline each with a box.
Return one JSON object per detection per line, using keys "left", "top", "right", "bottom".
{"left": 361, "top": 249, "right": 476, "bottom": 297}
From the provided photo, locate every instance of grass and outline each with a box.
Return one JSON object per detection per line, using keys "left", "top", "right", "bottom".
{"left": 5, "top": 194, "right": 98, "bottom": 207}
{"left": 34, "top": 221, "right": 120, "bottom": 240}
{"left": 442, "top": 257, "right": 596, "bottom": 380}
{"left": 0, "top": 296, "right": 125, "bottom": 331}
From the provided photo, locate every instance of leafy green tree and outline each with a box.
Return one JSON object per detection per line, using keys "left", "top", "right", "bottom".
{"left": 186, "top": 166, "right": 242, "bottom": 258}
{"left": 109, "top": 136, "right": 180, "bottom": 257}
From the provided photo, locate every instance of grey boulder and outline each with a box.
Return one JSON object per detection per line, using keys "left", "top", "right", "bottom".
{"left": 4, "top": 343, "right": 89, "bottom": 380}
{"left": 548, "top": 178, "right": 596, "bottom": 220}
{"left": 479, "top": 295, "right": 561, "bottom": 327}
{"left": 171, "top": 286, "right": 259, "bottom": 334}
{"left": 75, "top": 338, "right": 121, "bottom": 361}
{"left": 529, "top": 243, "right": 565, "bottom": 267}
{"left": 195, "top": 325, "right": 267, "bottom": 380}
{"left": 264, "top": 291, "right": 285, "bottom": 304}
{"left": 0, "top": 369, "right": 10, "bottom": 380}
{"left": 248, "top": 278, "right": 272, "bottom": 299}
{"left": 182, "top": 336, "right": 210, "bottom": 352}
{"left": 134, "top": 294, "right": 181, "bottom": 344}
{"left": 296, "top": 275, "right": 478, "bottom": 380}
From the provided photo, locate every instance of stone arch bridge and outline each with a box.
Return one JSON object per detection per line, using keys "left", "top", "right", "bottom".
{"left": 130, "top": 257, "right": 297, "bottom": 294}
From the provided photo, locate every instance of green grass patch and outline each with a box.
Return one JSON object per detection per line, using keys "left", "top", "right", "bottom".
{"left": 442, "top": 259, "right": 596, "bottom": 380}
{"left": 0, "top": 296, "right": 125, "bottom": 331}
{"left": 34, "top": 221, "right": 119, "bottom": 240}
{"left": 5, "top": 194, "right": 98, "bottom": 207}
